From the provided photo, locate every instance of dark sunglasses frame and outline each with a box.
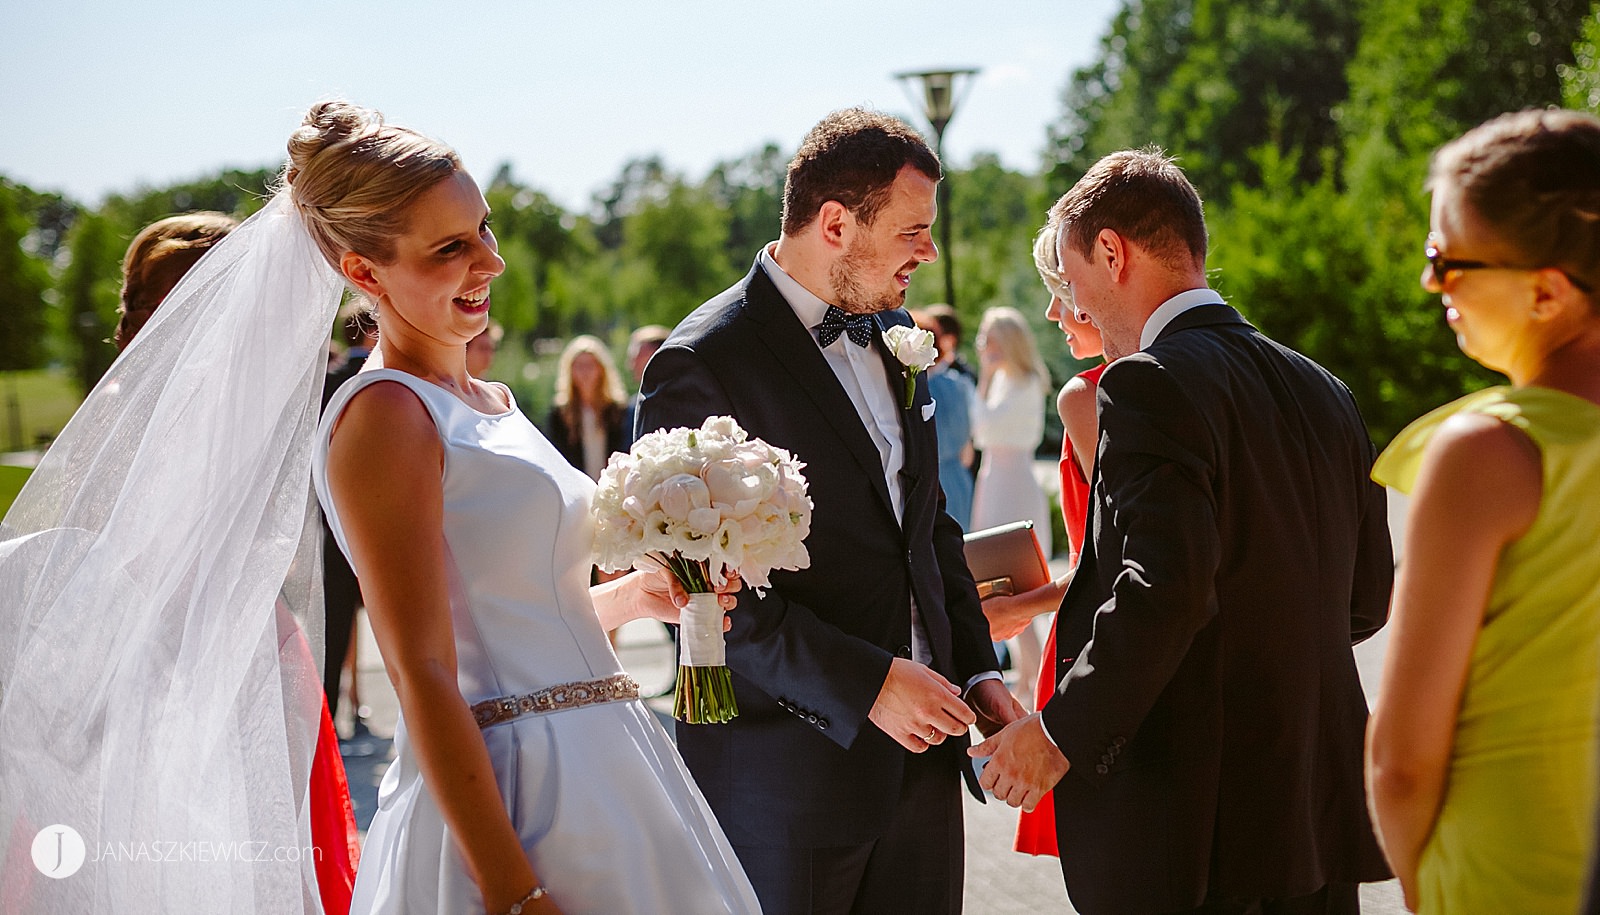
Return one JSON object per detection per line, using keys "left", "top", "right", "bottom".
{"left": 1423, "top": 239, "right": 1593, "bottom": 293}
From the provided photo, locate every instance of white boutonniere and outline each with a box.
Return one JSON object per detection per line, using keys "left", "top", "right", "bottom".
{"left": 882, "top": 325, "right": 939, "bottom": 410}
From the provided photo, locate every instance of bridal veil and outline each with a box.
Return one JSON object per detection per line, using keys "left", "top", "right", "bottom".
{"left": 0, "top": 191, "right": 345, "bottom": 913}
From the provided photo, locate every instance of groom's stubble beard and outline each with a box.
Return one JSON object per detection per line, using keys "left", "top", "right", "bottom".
{"left": 829, "top": 231, "right": 904, "bottom": 315}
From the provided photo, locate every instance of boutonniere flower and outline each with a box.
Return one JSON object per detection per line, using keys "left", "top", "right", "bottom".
{"left": 882, "top": 325, "right": 939, "bottom": 410}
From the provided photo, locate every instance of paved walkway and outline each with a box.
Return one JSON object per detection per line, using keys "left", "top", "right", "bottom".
{"left": 340, "top": 612, "right": 1405, "bottom": 913}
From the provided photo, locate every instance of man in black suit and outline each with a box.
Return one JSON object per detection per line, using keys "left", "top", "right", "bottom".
{"left": 973, "top": 150, "right": 1393, "bottom": 914}
{"left": 637, "top": 108, "right": 1020, "bottom": 915}
{"left": 321, "top": 307, "right": 378, "bottom": 725}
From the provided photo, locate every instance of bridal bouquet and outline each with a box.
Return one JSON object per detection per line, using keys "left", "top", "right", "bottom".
{"left": 593, "top": 415, "right": 813, "bottom": 723}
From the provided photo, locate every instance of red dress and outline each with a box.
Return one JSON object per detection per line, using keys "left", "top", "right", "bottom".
{"left": 1014, "top": 363, "right": 1105, "bottom": 857}
{"left": 310, "top": 696, "right": 360, "bottom": 914}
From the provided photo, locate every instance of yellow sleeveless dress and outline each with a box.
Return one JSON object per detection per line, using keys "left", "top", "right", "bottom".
{"left": 1373, "top": 386, "right": 1600, "bottom": 914}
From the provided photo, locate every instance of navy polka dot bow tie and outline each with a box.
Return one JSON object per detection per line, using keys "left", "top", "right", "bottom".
{"left": 816, "top": 305, "right": 876, "bottom": 348}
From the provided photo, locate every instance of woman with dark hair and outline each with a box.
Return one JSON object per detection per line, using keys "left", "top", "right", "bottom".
{"left": 1366, "top": 108, "right": 1600, "bottom": 913}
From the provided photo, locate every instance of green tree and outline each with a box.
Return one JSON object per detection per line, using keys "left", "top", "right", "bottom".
{"left": 1562, "top": 2, "right": 1600, "bottom": 109}
{"left": 59, "top": 212, "right": 122, "bottom": 394}
{"left": 1047, "top": 0, "right": 1357, "bottom": 199}
{"left": 0, "top": 180, "right": 54, "bottom": 373}
{"left": 705, "top": 143, "right": 786, "bottom": 274}
{"left": 618, "top": 178, "right": 732, "bottom": 327}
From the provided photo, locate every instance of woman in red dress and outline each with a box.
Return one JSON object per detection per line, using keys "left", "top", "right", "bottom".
{"left": 982, "top": 224, "right": 1106, "bottom": 856}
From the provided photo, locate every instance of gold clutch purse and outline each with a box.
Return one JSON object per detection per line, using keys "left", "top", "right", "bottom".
{"left": 962, "top": 520, "right": 1051, "bottom": 600}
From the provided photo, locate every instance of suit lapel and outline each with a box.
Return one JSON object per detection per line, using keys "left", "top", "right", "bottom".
{"left": 741, "top": 266, "right": 899, "bottom": 521}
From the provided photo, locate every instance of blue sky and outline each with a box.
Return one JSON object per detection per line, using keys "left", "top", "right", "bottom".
{"left": 3, "top": 1, "right": 1120, "bottom": 212}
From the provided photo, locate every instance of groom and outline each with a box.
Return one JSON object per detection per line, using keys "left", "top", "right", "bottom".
{"left": 637, "top": 108, "right": 1020, "bottom": 915}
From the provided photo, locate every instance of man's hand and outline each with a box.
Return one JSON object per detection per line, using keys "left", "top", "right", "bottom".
{"left": 966, "top": 677, "right": 1026, "bottom": 737}
{"left": 969, "top": 712, "right": 1069, "bottom": 812}
{"left": 869, "top": 657, "right": 979, "bottom": 752}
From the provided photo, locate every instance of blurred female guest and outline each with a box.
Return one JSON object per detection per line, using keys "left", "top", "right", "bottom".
{"left": 969, "top": 306, "right": 1053, "bottom": 707}
{"left": 1001, "top": 223, "right": 1108, "bottom": 858}
{"left": 546, "top": 335, "right": 627, "bottom": 481}
{"left": 305, "top": 102, "right": 757, "bottom": 914}
{"left": 114, "top": 211, "right": 236, "bottom": 351}
{"left": 1366, "top": 108, "right": 1600, "bottom": 913}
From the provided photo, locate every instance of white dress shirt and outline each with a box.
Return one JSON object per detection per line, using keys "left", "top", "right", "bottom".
{"left": 1139, "top": 287, "right": 1227, "bottom": 351}
{"left": 758, "top": 244, "right": 933, "bottom": 664}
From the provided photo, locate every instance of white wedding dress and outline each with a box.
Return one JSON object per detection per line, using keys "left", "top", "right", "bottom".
{"left": 314, "top": 369, "right": 760, "bottom": 915}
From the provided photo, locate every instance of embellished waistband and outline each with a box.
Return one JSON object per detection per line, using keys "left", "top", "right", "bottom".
{"left": 470, "top": 673, "right": 640, "bottom": 729}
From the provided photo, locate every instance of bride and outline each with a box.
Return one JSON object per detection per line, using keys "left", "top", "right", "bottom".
{"left": 0, "top": 101, "right": 758, "bottom": 915}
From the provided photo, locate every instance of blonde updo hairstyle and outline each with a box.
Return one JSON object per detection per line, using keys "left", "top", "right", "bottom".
{"left": 1032, "top": 221, "right": 1070, "bottom": 301}
{"left": 283, "top": 100, "right": 462, "bottom": 270}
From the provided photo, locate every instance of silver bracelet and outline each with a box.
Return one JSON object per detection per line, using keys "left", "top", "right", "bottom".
{"left": 501, "top": 884, "right": 547, "bottom": 915}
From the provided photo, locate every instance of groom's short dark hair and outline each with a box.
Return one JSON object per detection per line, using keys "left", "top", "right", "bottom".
{"left": 781, "top": 108, "right": 942, "bottom": 237}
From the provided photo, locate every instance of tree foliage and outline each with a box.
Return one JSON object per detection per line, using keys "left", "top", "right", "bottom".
{"left": 7, "top": 2, "right": 1597, "bottom": 433}
{"left": 0, "top": 180, "right": 54, "bottom": 372}
{"left": 1046, "top": 0, "right": 1590, "bottom": 441}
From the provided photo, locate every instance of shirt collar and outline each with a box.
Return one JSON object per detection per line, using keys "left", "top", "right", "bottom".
{"left": 758, "top": 242, "right": 840, "bottom": 339}
{"left": 1139, "top": 287, "right": 1226, "bottom": 350}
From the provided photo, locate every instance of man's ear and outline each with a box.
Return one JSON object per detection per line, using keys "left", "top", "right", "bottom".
{"left": 816, "top": 200, "right": 852, "bottom": 252}
{"left": 341, "top": 251, "right": 384, "bottom": 300}
{"left": 1095, "top": 228, "right": 1130, "bottom": 283}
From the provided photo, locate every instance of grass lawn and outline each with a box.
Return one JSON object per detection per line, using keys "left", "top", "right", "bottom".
{"left": 3, "top": 369, "right": 83, "bottom": 453}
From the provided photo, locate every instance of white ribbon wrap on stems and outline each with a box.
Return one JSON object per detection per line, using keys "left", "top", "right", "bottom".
{"left": 678, "top": 593, "right": 727, "bottom": 667}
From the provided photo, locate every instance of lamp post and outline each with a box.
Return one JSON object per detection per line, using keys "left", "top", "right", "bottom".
{"left": 895, "top": 67, "right": 979, "bottom": 308}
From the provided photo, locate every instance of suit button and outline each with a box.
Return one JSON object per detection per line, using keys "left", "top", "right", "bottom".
{"left": 1109, "top": 744, "right": 1121, "bottom": 756}
{"left": 817, "top": 719, "right": 829, "bottom": 729}
{"left": 1101, "top": 754, "right": 1112, "bottom": 766}
{"left": 896, "top": 645, "right": 912, "bottom": 659}
{"left": 1095, "top": 763, "right": 1109, "bottom": 775}
{"left": 1112, "top": 736, "right": 1126, "bottom": 748}
{"left": 807, "top": 714, "right": 818, "bottom": 724}
{"left": 906, "top": 550, "right": 913, "bottom": 563}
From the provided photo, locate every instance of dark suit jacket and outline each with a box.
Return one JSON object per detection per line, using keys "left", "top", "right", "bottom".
{"left": 636, "top": 259, "right": 1000, "bottom": 848}
{"left": 543, "top": 401, "right": 626, "bottom": 479}
{"left": 1043, "top": 303, "right": 1393, "bottom": 915}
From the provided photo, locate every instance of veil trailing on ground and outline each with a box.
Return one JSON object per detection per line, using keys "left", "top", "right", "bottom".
{"left": 0, "top": 192, "right": 345, "bottom": 913}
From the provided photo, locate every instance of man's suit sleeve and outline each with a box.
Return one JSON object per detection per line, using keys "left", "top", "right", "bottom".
{"left": 1349, "top": 444, "right": 1393, "bottom": 645}
{"left": 933, "top": 490, "right": 1000, "bottom": 685}
{"left": 636, "top": 343, "right": 893, "bottom": 750}
{"left": 1039, "top": 356, "right": 1221, "bottom": 781}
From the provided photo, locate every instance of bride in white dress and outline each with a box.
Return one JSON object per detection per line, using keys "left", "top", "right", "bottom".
{"left": 297, "top": 102, "right": 759, "bottom": 915}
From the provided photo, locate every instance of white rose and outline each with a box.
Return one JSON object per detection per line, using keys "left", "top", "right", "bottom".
{"left": 882, "top": 324, "right": 938, "bottom": 372}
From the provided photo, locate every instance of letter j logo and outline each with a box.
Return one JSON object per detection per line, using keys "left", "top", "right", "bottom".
{"left": 31, "top": 824, "right": 86, "bottom": 878}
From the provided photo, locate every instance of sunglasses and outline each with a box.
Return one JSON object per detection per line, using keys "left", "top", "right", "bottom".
{"left": 1424, "top": 237, "right": 1593, "bottom": 293}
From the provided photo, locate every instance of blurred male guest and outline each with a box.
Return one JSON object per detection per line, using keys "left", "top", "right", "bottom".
{"left": 621, "top": 323, "right": 669, "bottom": 448}
{"left": 973, "top": 149, "right": 1394, "bottom": 915}
{"left": 638, "top": 108, "right": 1020, "bottom": 915}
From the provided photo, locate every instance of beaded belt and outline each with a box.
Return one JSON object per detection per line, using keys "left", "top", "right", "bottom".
{"left": 470, "top": 673, "right": 640, "bottom": 729}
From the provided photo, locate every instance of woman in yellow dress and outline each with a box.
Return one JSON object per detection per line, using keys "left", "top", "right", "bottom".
{"left": 1365, "top": 108, "right": 1600, "bottom": 913}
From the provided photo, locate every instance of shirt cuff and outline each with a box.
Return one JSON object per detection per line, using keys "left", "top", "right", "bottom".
{"left": 962, "top": 670, "right": 1002, "bottom": 696}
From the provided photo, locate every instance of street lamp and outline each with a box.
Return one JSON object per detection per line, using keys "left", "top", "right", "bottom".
{"left": 895, "top": 67, "right": 979, "bottom": 308}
